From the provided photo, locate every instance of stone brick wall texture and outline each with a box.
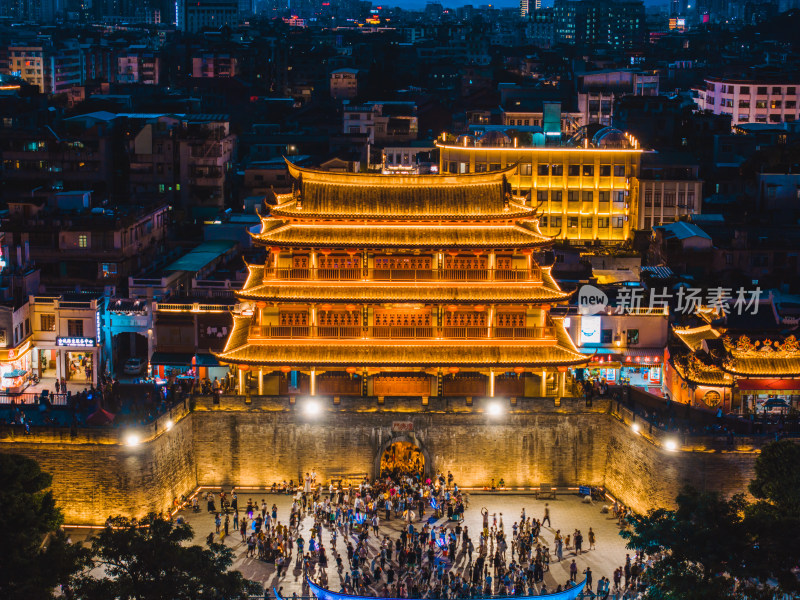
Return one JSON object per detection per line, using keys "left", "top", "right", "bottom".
{"left": 0, "top": 397, "right": 760, "bottom": 524}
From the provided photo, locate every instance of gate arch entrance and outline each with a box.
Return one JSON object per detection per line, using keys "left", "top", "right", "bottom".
{"left": 374, "top": 434, "right": 432, "bottom": 481}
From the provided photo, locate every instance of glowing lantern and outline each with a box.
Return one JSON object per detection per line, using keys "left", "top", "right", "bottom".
{"left": 345, "top": 248, "right": 358, "bottom": 256}
{"left": 447, "top": 305, "right": 459, "bottom": 313}
{"left": 521, "top": 249, "right": 533, "bottom": 256}
{"left": 557, "top": 366, "right": 568, "bottom": 373}
{"left": 256, "top": 301, "right": 267, "bottom": 309}
{"left": 320, "top": 304, "right": 333, "bottom": 311}
{"left": 474, "top": 305, "right": 485, "bottom": 312}
{"left": 280, "top": 366, "right": 292, "bottom": 373}
{"left": 448, "top": 367, "right": 460, "bottom": 375}
{"left": 473, "top": 249, "right": 484, "bottom": 256}
{"left": 270, "top": 246, "right": 281, "bottom": 253}
{"left": 446, "top": 250, "right": 459, "bottom": 257}
{"left": 346, "top": 304, "right": 357, "bottom": 312}
{"left": 320, "top": 248, "right": 332, "bottom": 255}
{"left": 514, "top": 366, "right": 525, "bottom": 378}
{"left": 239, "top": 364, "right": 251, "bottom": 372}
{"left": 346, "top": 367, "right": 358, "bottom": 378}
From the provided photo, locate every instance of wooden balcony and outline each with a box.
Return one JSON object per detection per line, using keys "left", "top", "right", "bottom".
{"left": 263, "top": 267, "right": 542, "bottom": 282}
{"left": 249, "top": 325, "right": 554, "bottom": 340}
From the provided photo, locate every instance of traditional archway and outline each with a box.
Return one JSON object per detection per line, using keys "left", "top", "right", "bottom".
{"left": 374, "top": 434, "right": 433, "bottom": 481}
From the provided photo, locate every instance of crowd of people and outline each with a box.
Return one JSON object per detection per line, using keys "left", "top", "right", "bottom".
{"left": 192, "top": 471, "right": 653, "bottom": 599}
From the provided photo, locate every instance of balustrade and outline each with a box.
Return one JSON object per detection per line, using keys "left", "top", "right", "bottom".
{"left": 249, "top": 324, "right": 554, "bottom": 340}
{"left": 262, "top": 267, "right": 542, "bottom": 282}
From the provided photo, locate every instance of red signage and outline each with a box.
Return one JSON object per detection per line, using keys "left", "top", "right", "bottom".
{"left": 392, "top": 421, "right": 413, "bottom": 432}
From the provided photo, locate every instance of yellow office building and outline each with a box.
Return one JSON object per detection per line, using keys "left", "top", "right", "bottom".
{"left": 437, "top": 127, "right": 645, "bottom": 243}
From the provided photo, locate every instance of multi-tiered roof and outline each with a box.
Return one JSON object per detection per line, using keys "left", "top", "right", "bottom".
{"left": 216, "top": 162, "right": 586, "bottom": 371}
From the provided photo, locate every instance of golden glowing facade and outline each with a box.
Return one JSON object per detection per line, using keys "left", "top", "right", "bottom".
{"left": 437, "top": 129, "right": 644, "bottom": 243}
{"left": 217, "top": 162, "right": 587, "bottom": 399}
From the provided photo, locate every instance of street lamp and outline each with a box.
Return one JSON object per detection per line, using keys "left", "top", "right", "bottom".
{"left": 303, "top": 399, "right": 321, "bottom": 417}
{"left": 664, "top": 439, "right": 678, "bottom": 452}
{"left": 487, "top": 401, "right": 504, "bottom": 417}
{"left": 125, "top": 432, "right": 141, "bottom": 447}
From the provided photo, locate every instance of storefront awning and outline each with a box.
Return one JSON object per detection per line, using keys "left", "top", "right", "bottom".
{"left": 150, "top": 352, "right": 194, "bottom": 366}
{"left": 195, "top": 353, "right": 221, "bottom": 367}
{"left": 582, "top": 348, "right": 663, "bottom": 368}
{"left": 737, "top": 378, "right": 800, "bottom": 391}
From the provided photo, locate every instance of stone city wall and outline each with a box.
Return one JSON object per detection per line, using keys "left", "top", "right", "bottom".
{"left": 0, "top": 396, "right": 760, "bottom": 524}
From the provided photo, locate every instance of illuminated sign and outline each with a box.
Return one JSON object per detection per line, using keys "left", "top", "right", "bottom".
{"left": 57, "top": 337, "right": 96, "bottom": 347}
{"left": 580, "top": 316, "right": 601, "bottom": 345}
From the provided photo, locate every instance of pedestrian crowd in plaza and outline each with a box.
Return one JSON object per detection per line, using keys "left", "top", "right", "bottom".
{"left": 192, "top": 471, "right": 654, "bottom": 599}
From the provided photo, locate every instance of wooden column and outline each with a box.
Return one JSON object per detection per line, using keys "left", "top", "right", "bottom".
{"left": 489, "top": 369, "right": 495, "bottom": 397}
{"left": 488, "top": 304, "right": 495, "bottom": 339}
{"left": 238, "top": 368, "right": 245, "bottom": 396}
{"left": 311, "top": 250, "right": 318, "bottom": 279}
{"left": 258, "top": 368, "right": 264, "bottom": 395}
{"left": 488, "top": 250, "right": 496, "bottom": 280}
{"left": 540, "top": 370, "right": 547, "bottom": 397}
{"left": 558, "top": 370, "right": 566, "bottom": 397}
{"left": 310, "top": 368, "right": 317, "bottom": 396}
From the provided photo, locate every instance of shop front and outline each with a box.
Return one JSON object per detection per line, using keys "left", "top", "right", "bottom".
{"left": 150, "top": 352, "right": 195, "bottom": 382}
{"left": 736, "top": 379, "right": 800, "bottom": 414}
{"left": 56, "top": 337, "right": 99, "bottom": 385}
{"left": 0, "top": 339, "right": 33, "bottom": 394}
{"left": 581, "top": 349, "right": 664, "bottom": 392}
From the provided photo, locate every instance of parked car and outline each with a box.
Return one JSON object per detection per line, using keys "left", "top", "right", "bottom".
{"left": 123, "top": 357, "right": 146, "bottom": 375}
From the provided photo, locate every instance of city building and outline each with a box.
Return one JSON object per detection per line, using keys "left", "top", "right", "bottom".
{"left": 437, "top": 126, "right": 644, "bottom": 243}
{"left": 564, "top": 301, "right": 669, "bottom": 390}
{"left": 191, "top": 53, "right": 240, "bottom": 78}
{"left": 381, "top": 144, "right": 437, "bottom": 174}
{"left": 7, "top": 42, "right": 83, "bottom": 94}
{"left": 117, "top": 47, "right": 161, "bottom": 85}
{"left": 30, "top": 293, "right": 104, "bottom": 387}
{"left": 343, "top": 102, "right": 419, "bottom": 145}
{"left": 178, "top": 0, "right": 239, "bottom": 32}
{"left": 695, "top": 77, "right": 800, "bottom": 125}
{"left": 329, "top": 68, "right": 360, "bottom": 100}
{"left": 634, "top": 152, "right": 702, "bottom": 230}
{"left": 577, "top": 70, "right": 659, "bottom": 127}
{"left": 553, "top": 0, "right": 646, "bottom": 49}
{"left": 525, "top": 9, "right": 555, "bottom": 49}
{"left": 216, "top": 162, "right": 588, "bottom": 398}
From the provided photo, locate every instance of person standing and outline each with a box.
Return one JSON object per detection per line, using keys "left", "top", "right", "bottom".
{"left": 542, "top": 504, "right": 551, "bottom": 527}
{"left": 588, "top": 527, "right": 596, "bottom": 550}
{"left": 583, "top": 567, "right": 592, "bottom": 590}
{"left": 569, "top": 559, "right": 578, "bottom": 582}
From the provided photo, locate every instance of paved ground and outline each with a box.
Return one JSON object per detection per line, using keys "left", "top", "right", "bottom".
{"left": 174, "top": 492, "right": 631, "bottom": 596}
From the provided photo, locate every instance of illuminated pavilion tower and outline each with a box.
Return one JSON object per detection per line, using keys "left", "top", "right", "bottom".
{"left": 216, "top": 162, "right": 587, "bottom": 399}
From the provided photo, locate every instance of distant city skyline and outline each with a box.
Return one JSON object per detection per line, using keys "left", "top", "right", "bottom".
{"left": 380, "top": 0, "right": 668, "bottom": 9}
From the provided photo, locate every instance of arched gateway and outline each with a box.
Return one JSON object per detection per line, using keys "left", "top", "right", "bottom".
{"left": 374, "top": 434, "right": 432, "bottom": 481}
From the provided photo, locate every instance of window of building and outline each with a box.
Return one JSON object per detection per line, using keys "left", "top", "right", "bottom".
{"left": 756, "top": 100, "right": 767, "bottom": 109}
{"left": 67, "top": 319, "right": 83, "bottom": 337}
{"left": 786, "top": 101, "right": 797, "bottom": 109}
{"left": 644, "top": 190, "right": 652, "bottom": 207}
{"left": 707, "top": 97, "right": 715, "bottom": 106}
{"left": 612, "top": 216, "right": 624, "bottom": 228}
{"left": 568, "top": 191, "right": 580, "bottom": 204}
{"left": 475, "top": 163, "right": 487, "bottom": 173}
{"left": 654, "top": 191, "right": 662, "bottom": 205}
{"left": 25, "top": 319, "right": 30, "bottom": 336}
{"left": 551, "top": 165, "right": 564, "bottom": 176}
{"left": 598, "top": 217, "right": 610, "bottom": 228}
{"left": 771, "top": 100, "right": 782, "bottom": 109}
{"left": 102, "top": 263, "right": 117, "bottom": 278}
{"left": 582, "top": 164, "right": 594, "bottom": 176}
{"left": 78, "top": 234, "right": 88, "bottom": 248}
{"left": 739, "top": 100, "right": 750, "bottom": 108}
{"left": 538, "top": 164, "right": 549, "bottom": 176}
{"left": 448, "top": 162, "right": 457, "bottom": 173}
{"left": 600, "top": 165, "right": 611, "bottom": 177}
{"left": 757, "top": 87, "right": 768, "bottom": 95}
{"left": 788, "top": 87, "right": 796, "bottom": 95}
{"left": 613, "top": 165, "right": 625, "bottom": 177}
{"left": 550, "top": 216, "right": 562, "bottom": 228}
{"left": 540, "top": 216, "right": 548, "bottom": 227}
{"left": 582, "top": 191, "right": 593, "bottom": 203}
{"left": 552, "top": 191, "right": 562, "bottom": 203}
{"left": 772, "top": 86, "right": 782, "bottom": 95}
{"left": 627, "top": 329, "right": 639, "bottom": 345}
{"left": 770, "top": 114, "right": 782, "bottom": 123}
{"left": 581, "top": 217, "right": 592, "bottom": 228}
{"left": 568, "top": 217, "right": 578, "bottom": 228}
{"left": 537, "top": 191, "right": 548, "bottom": 203}
{"left": 664, "top": 193, "right": 676, "bottom": 207}
{"left": 686, "top": 192, "right": 695, "bottom": 210}
{"left": 740, "top": 86, "right": 750, "bottom": 94}
{"left": 725, "top": 253, "right": 733, "bottom": 265}
{"left": 568, "top": 164, "right": 580, "bottom": 177}
{"left": 489, "top": 163, "right": 501, "bottom": 171}
{"left": 601, "top": 329, "right": 612, "bottom": 344}
{"left": 520, "top": 163, "right": 532, "bottom": 176}
{"left": 41, "top": 314, "right": 55, "bottom": 331}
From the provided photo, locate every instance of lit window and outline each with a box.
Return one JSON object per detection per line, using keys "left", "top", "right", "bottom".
{"left": 78, "top": 235, "right": 88, "bottom": 248}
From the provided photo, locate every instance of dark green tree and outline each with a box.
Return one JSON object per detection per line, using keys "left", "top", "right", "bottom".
{"left": 748, "top": 439, "right": 800, "bottom": 515}
{"left": 0, "top": 454, "right": 90, "bottom": 600}
{"left": 73, "top": 514, "right": 261, "bottom": 600}
{"left": 621, "top": 487, "right": 745, "bottom": 600}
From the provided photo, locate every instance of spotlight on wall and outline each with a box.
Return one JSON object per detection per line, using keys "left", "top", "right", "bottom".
{"left": 631, "top": 422, "right": 640, "bottom": 433}
{"left": 303, "top": 399, "right": 321, "bottom": 416}
{"left": 165, "top": 420, "right": 174, "bottom": 431}
{"left": 125, "top": 433, "right": 141, "bottom": 447}
{"left": 664, "top": 439, "right": 678, "bottom": 452}
{"left": 487, "top": 402, "right": 504, "bottom": 417}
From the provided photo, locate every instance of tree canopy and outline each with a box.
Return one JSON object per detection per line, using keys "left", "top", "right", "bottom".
{"left": 0, "top": 453, "right": 90, "bottom": 600}
{"left": 73, "top": 514, "right": 261, "bottom": 600}
{"left": 621, "top": 440, "right": 800, "bottom": 599}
